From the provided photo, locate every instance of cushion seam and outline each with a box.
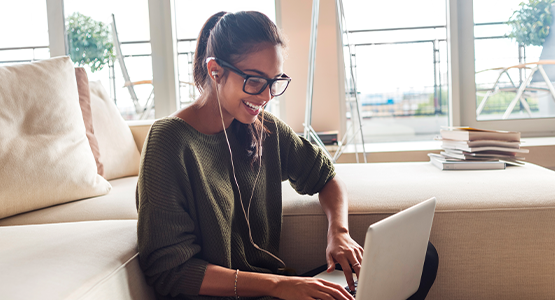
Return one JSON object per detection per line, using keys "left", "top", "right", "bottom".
{"left": 282, "top": 206, "right": 555, "bottom": 217}
{"left": 74, "top": 252, "right": 139, "bottom": 300}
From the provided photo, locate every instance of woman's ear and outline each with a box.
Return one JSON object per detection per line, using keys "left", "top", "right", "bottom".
{"left": 206, "top": 59, "right": 223, "bottom": 83}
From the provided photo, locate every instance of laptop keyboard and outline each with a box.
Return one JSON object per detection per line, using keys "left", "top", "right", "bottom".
{"left": 345, "top": 281, "right": 358, "bottom": 296}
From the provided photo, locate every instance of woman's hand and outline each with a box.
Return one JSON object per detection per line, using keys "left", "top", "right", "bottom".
{"left": 317, "top": 176, "right": 362, "bottom": 292}
{"left": 326, "top": 231, "right": 364, "bottom": 292}
{"left": 272, "top": 276, "right": 355, "bottom": 300}
{"left": 200, "top": 264, "right": 354, "bottom": 299}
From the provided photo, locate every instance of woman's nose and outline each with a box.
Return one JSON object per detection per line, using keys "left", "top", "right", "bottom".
{"left": 257, "top": 84, "right": 273, "bottom": 101}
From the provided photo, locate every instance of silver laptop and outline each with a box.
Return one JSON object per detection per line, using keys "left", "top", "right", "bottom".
{"left": 316, "top": 197, "right": 436, "bottom": 300}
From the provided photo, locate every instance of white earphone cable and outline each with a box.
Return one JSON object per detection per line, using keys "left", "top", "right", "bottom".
{"left": 214, "top": 82, "right": 286, "bottom": 268}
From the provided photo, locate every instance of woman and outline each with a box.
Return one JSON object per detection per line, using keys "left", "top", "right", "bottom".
{"left": 136, "top": 11, "right": 437, "bottom": 300}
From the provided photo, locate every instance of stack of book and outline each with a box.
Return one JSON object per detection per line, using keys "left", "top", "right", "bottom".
{"left": 429, "top": 127, "right": 528, "bottom": 170}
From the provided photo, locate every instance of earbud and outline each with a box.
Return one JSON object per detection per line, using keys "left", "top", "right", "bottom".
{"left": 212, "top": 71, "right": 218, "bottom": 77}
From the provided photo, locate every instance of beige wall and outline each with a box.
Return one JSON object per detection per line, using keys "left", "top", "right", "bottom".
{"left": 277, "top": 0, "right": 343, "bottom": 134}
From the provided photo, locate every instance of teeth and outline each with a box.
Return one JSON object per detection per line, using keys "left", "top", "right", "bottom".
{"left": 243, "top": 100, "right": 261, "bottom": 110}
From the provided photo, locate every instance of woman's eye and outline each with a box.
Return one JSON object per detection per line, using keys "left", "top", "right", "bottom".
{"left": 247, "top": 77, "right": 266, "bottom": 87}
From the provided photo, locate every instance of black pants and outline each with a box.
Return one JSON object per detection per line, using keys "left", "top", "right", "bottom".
{"left": 302, "top": 241, "right": 439, "bottom": 300}
{"left": 406, "top": 241, "right": 438, "bottom": 300}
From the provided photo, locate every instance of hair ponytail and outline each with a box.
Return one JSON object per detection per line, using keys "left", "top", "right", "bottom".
{"left": 193, "top": 11, "right": 227, "bottom": 93}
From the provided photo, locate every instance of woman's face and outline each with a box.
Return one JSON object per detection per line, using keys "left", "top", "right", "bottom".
{"left": 217, "top": 45, "right": 284, "bottom": 124}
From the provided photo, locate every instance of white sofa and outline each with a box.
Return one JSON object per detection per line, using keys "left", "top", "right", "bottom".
{"left": 3, "top": 120, "right": 555, "bottom": 299}
{"left": 2, "top": 57, "right": 555, "bottom": 300}
{"left": 0, "top": 121, "right": 156, "bottom": 300}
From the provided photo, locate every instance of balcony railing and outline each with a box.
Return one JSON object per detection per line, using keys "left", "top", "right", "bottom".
{"left": 0, "top": 40, "right": 198, "bottom": 108}
{"left": 0, "top": 22, "right": 528, "bottom": 117}
{"left": 346, "top": 22, "right": 525, "bottom": 118}
{"left": 0, "top": 45, "right": 49, "bottom": 64}
{"left": 346, "top": 24, "right": 447, "bottom": 118}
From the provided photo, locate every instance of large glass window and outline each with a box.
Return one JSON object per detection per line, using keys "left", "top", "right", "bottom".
{"left": 64, "top": 0, "right": 153, "bottom": 120}
{"left": 0, "top": 1, "right": 50, "bottom": 65}
{"left": 174, "top": 1, "right": 276, "bottom": 112}
{"left": 342, "top": 0, "right": 448, "bottom": 143}
{"left": 474, "top": 0, "right": 555, "bottom": 121}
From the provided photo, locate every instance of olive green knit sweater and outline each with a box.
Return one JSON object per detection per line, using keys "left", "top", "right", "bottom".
{"left": 136, "top": 113, "right": 335, "bottom": 300}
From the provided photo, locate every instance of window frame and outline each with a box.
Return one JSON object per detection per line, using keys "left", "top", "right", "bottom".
{"left": 449, "top": 0, "right": 555, "bottom": 137}
{"left": 46, "top": 0, "right": 67, "bottom": 57}
{"left": 45, "top": 0, "right": 179, "bottom": 119}
{"left": 42, "top": 0, "right": 555, "bottom": 138}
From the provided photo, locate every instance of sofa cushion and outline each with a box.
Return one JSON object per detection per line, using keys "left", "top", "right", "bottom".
{"left": 281, "top": 162, "right": 555, "bottom": 216}
{"left": 0, "top": 56, "right": 111, "bottom": 220}
{"left": 0, "top": 220, "right": 155, "bottom": 300}
{"left": 0, "top": 176, "right": 139, "bottom": 226}
{"left": 75, "top": 67, "right": 104, "bottom": 176}
{"left": 89, "top": 81, "right": 141, "bottom": 180}
{"left": 280, "top": 162, "right": 555, "bottom": 300}
{"left": 128, "top": 120, "right": 155, "bottom": 154}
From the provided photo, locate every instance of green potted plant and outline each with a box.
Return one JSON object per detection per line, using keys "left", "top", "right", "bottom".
{"left": 508, "top": 0, "right": 555, "bottom": 47}
{"left": 66, "top": 12, "right": 115, "bottom": 72}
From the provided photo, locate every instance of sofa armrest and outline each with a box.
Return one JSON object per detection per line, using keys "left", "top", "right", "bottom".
{"left": 127, "top": 120, "right": 155, "bottom": 154}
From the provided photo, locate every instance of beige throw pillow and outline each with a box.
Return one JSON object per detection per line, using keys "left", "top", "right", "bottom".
{"left": 89, "top": 81, "right": 140, "bottom": 180}
{"left": 0, "top": 56, "right": 111, "bottom": 219}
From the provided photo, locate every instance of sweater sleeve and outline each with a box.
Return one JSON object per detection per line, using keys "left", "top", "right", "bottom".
{"left": 275, "top": 116, "right": 336, "bottom": 195}
{"left": 136, "top": 121, "right": 207, "bottom": 297}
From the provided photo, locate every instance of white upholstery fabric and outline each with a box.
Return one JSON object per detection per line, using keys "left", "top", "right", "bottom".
{"left": 2, "top": 158, "right": 554, "bottom": 299}
{"left": 280, "top": 162, "right": 555, "bottom": 300}
{"left": 89, "top": 81, "right": 141, "bottom": 180}
{"left": 0, "top": 176, "right": 139, "bottom": 226}
{"left": 128, "top": 121, "right": 155, "bottom": 154}
{"left": 0, "top": 57, "right": 111, "bottom": 219}
{"left": 281, "top": 162, "right": 555, "bottom": 215}
{"left": 0, "top": 220, "right": 155, "bottom": 300}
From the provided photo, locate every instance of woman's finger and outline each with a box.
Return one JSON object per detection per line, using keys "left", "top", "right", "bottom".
{"left": 354, "top": 248, "right": 363, "bottom": 277}
{"left": 321, "top": 280, "right": 355, "bottom": 300}
{"left": 351, "top": 261, "right": 362, "bottom": 278}
{"left": 342, "top": 250, "right": 362, "bottom": 278}
{"left": 312, "top": 290, "right": 335, "bottom": 300}
{"left": 335, "top": 257, "right": 356, "bottom": 292}
{"left": 326, "top": 253, "right": 337, "bottom": 273}
{"left": 353, "top": 245, "right": 363, "bottom": 262}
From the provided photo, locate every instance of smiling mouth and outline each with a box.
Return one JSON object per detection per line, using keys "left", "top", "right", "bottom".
{"left": 242, "top": 100, "right": 264, "bottom": 111}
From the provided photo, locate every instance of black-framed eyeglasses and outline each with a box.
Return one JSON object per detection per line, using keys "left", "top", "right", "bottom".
{"left": 207, "top": 57, "right": 291, "bottom": 97}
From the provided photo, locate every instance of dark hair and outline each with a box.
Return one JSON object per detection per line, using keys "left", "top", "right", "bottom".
{"left": 193, "top": 11, "right": 286, "bottom": 165}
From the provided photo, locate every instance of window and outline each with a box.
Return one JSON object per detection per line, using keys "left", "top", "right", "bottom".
{"left": 0, "top": 0, "right": 50, "bottom": 65}
{"left": 8, "top": 1, "right": 555, "bottom": 139}
{"left": 342, "top": 0, "right": 448, "bottom": 143}
{"left": 454, "top": 0, "right": 555, "bottom": 136}
{"left": 64, "top": 0, "right": 154, "bottom": 120}
{"left": 474, "top": 0, "right": 555, "bottom": 121}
